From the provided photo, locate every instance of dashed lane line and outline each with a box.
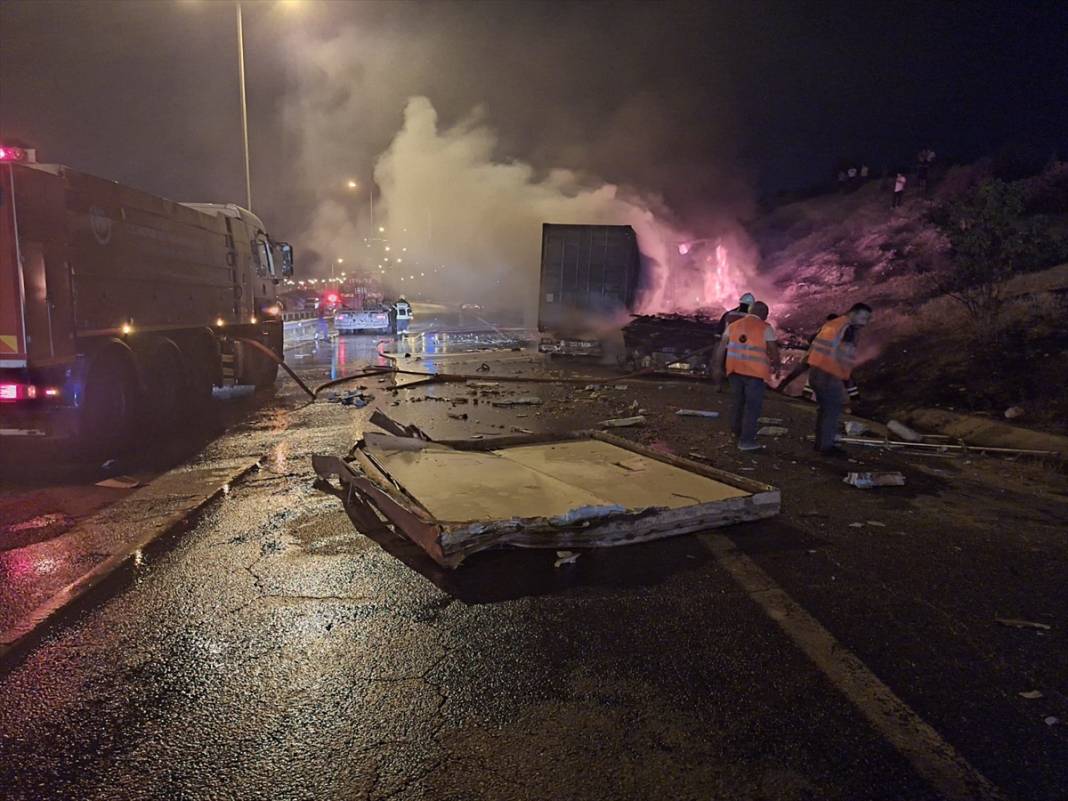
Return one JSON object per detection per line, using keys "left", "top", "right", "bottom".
{"left": 700, "top": 533, "right": 1005, "bottom": 801}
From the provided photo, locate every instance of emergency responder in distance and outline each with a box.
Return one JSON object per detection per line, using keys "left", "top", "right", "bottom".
{"left": 713, "top": 300, "right": 781, "bottom": 452}
{"left": 807, "top": 302, "right": 873, "bottom": 454}
{"left": 716, "top": 292, "right": 756, "bottom": 336}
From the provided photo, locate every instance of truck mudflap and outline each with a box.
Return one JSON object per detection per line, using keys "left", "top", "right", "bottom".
{"left": 313, "top": 421, "right": 780, "bottom": 568}
{"left": 0, "top": 165, "right": 27, "bottom": 368}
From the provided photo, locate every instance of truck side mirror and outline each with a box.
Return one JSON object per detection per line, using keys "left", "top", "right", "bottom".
{"left": 279, "top": 242, "right": 294, "bottom": 277}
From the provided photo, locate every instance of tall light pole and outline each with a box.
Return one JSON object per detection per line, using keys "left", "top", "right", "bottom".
{"left": 235, "top": 1, "right": 252, "bottom": 211}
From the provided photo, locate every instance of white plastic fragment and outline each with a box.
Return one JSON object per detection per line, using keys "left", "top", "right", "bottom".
{"left": 757, "top": 426, "right": 789, "bottom": 437}
{"left": 887, "top": 420, "right": 922, "bottom": 442}
{"left": 554, "top": 550, "right": 581, "bottom": 568}
{"left": 676, "top": 409, "right": 720, "bottom": 418}
{"left": 599, "top": 415, "right": 646, "bottom": 428}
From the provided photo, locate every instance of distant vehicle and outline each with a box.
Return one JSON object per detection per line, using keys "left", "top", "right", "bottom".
{"left": 335, "top": 304, "right": 393, "bottom": 334}
{"left": 0, "top": 147, "right": 294, "bottom": 453}
{"left": 393, "top": 297, "right": 412, "bottom": 332}
{"left": 538, "top": 223, "right": 640, "bottom": 355}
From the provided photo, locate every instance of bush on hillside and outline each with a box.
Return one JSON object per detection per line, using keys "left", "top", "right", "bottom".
{"left": 930, "top": 179, "right": 1064, "bottom": 337}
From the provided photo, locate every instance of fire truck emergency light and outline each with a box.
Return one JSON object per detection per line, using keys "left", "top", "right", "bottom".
{"left": 0, "top": 146, "right": 35, "bottom": 163}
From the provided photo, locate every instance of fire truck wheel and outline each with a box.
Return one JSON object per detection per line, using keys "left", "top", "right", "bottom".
{"left": 181, "top": 335, "right": 218, "bottom": 409}
{"left": 80, "top": 349, "right": 138, "bottom": 457}
{"left": 235, "top": 340, "right": 279, "bottom": 387}
{"left": 251, "top": 352, "right": 279, "bottom": 387}
{"left": 140, "top": 340, "right": 188, "bottom": 431}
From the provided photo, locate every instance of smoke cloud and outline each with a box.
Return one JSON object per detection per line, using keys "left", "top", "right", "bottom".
{"left": 374, "top": 97, "right": 693, "bottom": 316}
{"left": 282, "top": 10, "right": 773, "bottom": 322}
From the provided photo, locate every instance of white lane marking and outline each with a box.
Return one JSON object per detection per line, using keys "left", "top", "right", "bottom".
{"left": 701, "top": 533, "right": 1005, "bottom": 801}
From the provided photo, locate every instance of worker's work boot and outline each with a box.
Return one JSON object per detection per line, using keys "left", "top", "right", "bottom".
{"left": 738, "top": 442, "right": 763, "bottom": 452}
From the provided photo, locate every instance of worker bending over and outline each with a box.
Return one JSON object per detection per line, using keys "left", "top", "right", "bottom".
{"left": 808, "top": 302, "right": 872, "bottom": 454}
{"left": 714, "top": 300, "right": 781, "bottom": 452}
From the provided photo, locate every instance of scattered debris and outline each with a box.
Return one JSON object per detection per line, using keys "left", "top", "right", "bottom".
{"left": 676, "top": 409, "right": 720, "bottom": 419}
{"left": 447, "top": 411, "right": 468, "bottom": 421}
{"left": 95, "top": 475, "right": 142, "bottom": 489}
{"left": 757, "top": 426, "right": 789, "bottom": 437}
{"left": 510, "top": 426, "right": 534, "bottom": 434}
{"left": 844, "top": 421, "right": 869, "bottom": 436}
{"left": 327, "top": 390, "right": 375, "bottom": 408}
{"left": 866, "top": 520, "right": 887, "bottom": 527}
{"left": 363, "top": 432, "right": 429, "bottom": 452}
{"left": 757, "top": 416, "right": 784, "bottom": 425}
{"left": 600, "top": 415, "right": 646, "bottom": 428}
{"left": 843, "top": 471, "right": 907, "bottom": 489}
{"left": 476, "top": 362, "right": 491, "bottom": 372}
{"left": 1018, "top": 690, "right": 1044, "bottom": 700}
{"left": 849, "top": 522, "right": 865, "bottom": 528}
{"left": 613, "top": 385, "right": 628, "bottom": 391}
{"left": 887, "top": 420, "right": 923, "bottom": 442}
{"left": 995, "top": 618, "right": 1052, "bottom": 631}
{"left": 1004, "top": 406, "right": 1025, "bottom": 420}
{"left": 1045, "top": 716, "right": 1061, "bottom": 727}
{"left": 492, "top": 396, "right": 543, "bottom": 407}
{"left": 368, "top": 409, "right": 430, "bottom": 440}
{"left": 554, "top": 550, "right": 581, "bottom": 567}
{"left": 466, "top": 381, "right": 500, "bottom": 389}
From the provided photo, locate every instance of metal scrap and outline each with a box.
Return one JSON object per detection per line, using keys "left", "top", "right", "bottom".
{"left": 843, "top": 471, "right": 906, "bottom": 489}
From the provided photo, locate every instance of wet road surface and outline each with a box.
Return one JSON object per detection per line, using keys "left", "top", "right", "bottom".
{"left": 1, "top": 326, "right": 1066, "bottom": 800}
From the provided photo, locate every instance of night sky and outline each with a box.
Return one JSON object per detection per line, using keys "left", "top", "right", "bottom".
{"left": 3, "top": 0, "right": 1067, "bottom": 240}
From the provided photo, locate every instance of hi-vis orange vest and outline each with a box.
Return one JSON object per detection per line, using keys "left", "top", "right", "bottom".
{"left": 808, "top": 316, "right": 855, "bottom": 379}
{"left": 725, "top": 315, "right": 772, "bottom": 381}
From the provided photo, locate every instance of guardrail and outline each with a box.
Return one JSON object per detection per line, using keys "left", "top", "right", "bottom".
{"left": 282, "top": 311, "right": 329, "bottom": 322}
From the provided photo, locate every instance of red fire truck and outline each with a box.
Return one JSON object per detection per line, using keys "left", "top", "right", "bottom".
{"left": 0, "top": 146, "right": 294, "bottom": 453}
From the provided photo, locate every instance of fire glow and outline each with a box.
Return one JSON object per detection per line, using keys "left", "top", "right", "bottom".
{"left": 634, "top": 232, "right": 757, "bottom": 317}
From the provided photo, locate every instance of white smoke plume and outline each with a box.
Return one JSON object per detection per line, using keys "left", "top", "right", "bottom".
{"left": 282, "top": 25, "right": 771, "bottom": 322}
{"left": 373, "top": 97, "right": 691, "bottom": 317}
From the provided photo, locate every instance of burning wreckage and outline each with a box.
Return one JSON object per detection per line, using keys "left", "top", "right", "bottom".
{"left": 534, "top": 222, "right": 766, "bottom": 370}
{"left": 313, "top": 411, "right": 781, "bottom": 568}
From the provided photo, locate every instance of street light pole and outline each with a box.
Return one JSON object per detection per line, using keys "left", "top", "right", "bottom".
{"left": 235, "top": 1, "right": 252, "bottom": 211}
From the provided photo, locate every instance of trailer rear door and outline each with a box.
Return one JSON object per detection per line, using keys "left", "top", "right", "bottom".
{"left": 0, "top": 164, "right": 27, "bottom": 367}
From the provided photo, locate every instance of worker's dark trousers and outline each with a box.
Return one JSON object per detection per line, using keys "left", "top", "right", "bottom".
{"left": 729, "top": 373, "right": 765, "bottom": 447}
{"left": 810, "top": 367, "right": 845, "bottom": 451}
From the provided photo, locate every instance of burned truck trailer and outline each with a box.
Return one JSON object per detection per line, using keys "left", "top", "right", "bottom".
{"left": 537, "top": 223, "right": 641, "bottom": 355}
{"left": 0, "top": 148, "right": 294, "bottom": 452}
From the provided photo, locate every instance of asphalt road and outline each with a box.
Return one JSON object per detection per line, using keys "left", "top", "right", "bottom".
{"left": 1, "top": 328, "right": 1066, "bottom": 800}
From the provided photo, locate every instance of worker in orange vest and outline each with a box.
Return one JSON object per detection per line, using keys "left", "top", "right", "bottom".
{"left": 807, "top": 302, "right": 873, "bottom": 454}
{"left": 713, "top": 300, "right": 781, "bottom": 451}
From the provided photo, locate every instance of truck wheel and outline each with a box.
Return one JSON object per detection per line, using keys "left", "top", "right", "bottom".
{"left": 236, "top": 340, "right": 280, "bottom": 387}
{"left": 140, "top": 340, "right": 188, "bottom": 432}
{"left": 182, "top": 334, "right": 218, "bottom": 410}
{"left": 252, "top": 356, "right": 279, "bottom": 388}
{"left": 80, "top": 349, "right": 138, "bottom": 457}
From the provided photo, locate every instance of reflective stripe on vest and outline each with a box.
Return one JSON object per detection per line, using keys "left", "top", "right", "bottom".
{"left": 808, "top": 316, "right": 854, "bottom": 379}
{"left": 725, "top": 315, "right": 771, "bottom": 381}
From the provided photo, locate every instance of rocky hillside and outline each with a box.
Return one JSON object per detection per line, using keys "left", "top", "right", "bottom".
{"left": 747, "top": 163, "right": 1068, "bottom": 433}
